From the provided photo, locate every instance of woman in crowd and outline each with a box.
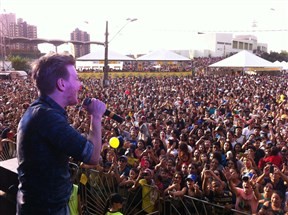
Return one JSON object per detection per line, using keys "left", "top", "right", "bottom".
{"left": 223, "top": 167, "right": 261, "bottom": 214}
{"left": 164, "top": 171, "right": 186, "bottom": 198}
{"left": 240, "top": 156, "right": 258, "bottom": 175}
{"left": 258, "top": 191, "right": 285, "bottom": 215}
{"left": 119, "top": 167, "right": 139, "bottom": 189}
{"left": 258, "top": 182, "right": 274, "bottom": 210}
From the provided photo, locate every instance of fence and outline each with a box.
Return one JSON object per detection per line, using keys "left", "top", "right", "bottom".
{"left": 75, "top": 165, "right": 250, "bottom": 215}
{"left": 0, "top": 140, "right": 16, "bottom": 161}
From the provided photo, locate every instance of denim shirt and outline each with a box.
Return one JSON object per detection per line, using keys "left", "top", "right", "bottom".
{"left": 17, "top": 95, "right": 93, "bottom": 212}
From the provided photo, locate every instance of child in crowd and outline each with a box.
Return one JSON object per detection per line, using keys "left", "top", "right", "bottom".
{"left": 103, "top": 193, "right": 124, "bottom": 215}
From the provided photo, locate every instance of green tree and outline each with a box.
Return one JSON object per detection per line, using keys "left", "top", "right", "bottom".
{"left": 8, "top": 55, "right": 31, "bottom": 72}
{"left": 261, "top": 51, "right": 288, "bottom": 62}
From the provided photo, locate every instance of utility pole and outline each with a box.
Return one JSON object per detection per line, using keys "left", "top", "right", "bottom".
{"left": 102, "top": 18, "right": 137, "bottom": 88}
{"left": 103, "top": 21, "right": 109, "bottom": 87}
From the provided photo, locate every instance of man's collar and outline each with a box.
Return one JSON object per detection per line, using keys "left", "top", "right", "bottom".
{"left": 38, "top": 95, "right": 67, "bottom": 116}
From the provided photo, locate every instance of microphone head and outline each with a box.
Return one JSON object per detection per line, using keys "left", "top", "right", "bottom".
{"left": 83, "top": 98, "right": 92, "bottom": 106}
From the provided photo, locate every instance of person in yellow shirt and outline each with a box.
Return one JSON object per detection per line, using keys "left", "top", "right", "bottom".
{"left": 132, "top": 168, "right": 159, "bottom": 214}
{"left": 68, "top": 184, "right": 81, "bottom": 215}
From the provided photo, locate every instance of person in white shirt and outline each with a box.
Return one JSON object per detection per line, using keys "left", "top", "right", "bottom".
{"left": 242, "top": 121, "right": 255, "bottom": 140}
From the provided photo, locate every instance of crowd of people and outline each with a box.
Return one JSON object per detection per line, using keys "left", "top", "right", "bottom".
{"left": 1, "top": 70, "right": 288, "bottom": 214}
{"left": 99, "top": 56, "right": 224, "bottom": 72}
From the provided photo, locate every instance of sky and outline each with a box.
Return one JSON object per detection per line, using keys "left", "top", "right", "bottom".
{"left": 1, "top": 0, "right": 288, "bottom": 54}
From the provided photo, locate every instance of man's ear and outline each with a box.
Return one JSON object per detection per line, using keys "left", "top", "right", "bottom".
{"left": 56, "top": 78, "right": 65, "bottom": 92}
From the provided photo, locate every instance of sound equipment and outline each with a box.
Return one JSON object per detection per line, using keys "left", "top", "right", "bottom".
{"left": 0, "top": 158, "right": 18, "bottom": 215}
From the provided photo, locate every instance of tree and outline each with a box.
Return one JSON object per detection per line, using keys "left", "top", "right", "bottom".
{"left": 8, "top": 55, "right": 31, "bottom": 72}
{"left": 261, "top": 51, "right": 288, "bottom": 62}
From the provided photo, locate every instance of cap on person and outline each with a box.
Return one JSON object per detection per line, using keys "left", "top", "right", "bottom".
{"left": 186, "top": 174, "right": 197, "bottom": 182}
{"left": 118, "top": 155, "right": 128, "bottom": 162}
{"left": 110, "top": 193, "right": 123, "bottom": 204}
{"left": 242, "top": 172, "right": 254, "bottom": 181}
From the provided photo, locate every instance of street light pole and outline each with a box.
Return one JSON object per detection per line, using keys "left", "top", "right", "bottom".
{"left": 103, "top": 20, "right": 109, "bottom": 87}
{"left": 102, "top": 18, "right": 137, "bottom": 88}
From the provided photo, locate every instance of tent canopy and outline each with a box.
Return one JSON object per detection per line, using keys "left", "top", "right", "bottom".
{"left": 209, "top": 50, "right": 277, "bottom": 68}
{"left": 136, "top": 49, "right": 191, "bottom": 61}
{"left": 280, "top": 61, "right": 288, "bottom": 70}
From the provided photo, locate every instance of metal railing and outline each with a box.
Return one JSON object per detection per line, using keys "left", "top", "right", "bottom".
{"left": 73, "top": 166, "right": 250, "bottom": 215}
{"left": 0, "top": 139, "right": 16, "bottom": 161}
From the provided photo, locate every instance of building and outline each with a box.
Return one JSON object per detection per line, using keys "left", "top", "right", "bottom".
{"left": 174, "top": 33, "right": 268, "bottom": 58}
{"left": 0, "top": 13, "right": 38, "bottom": 59}
{"left": 0, "top": 13, "right": 39, "bottom": 59}
{"left": 10, "top": 18, "right": 38, "bottom": 52}
{"left": 70, "top": 28, "right": 90, "bottom": 58}
{"left": 233, "top": 35, "right": 267, "bottom": 54}
{"left": 0, "top": 13, "right": 15, "bottom": 60}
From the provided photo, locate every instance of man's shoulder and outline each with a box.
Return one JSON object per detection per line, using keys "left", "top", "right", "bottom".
{"left": 27, "top": 103, "right": 65, "bottom": 122}
{"left": 32, "top": 96, "right": 66, "bottom": 114}
{"left": 19, "top": 101, "right": 67, "bottom": 134}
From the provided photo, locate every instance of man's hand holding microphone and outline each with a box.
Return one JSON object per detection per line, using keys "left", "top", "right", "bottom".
{"left": 82, "top": 98, "right": 125, "bottom": 123}
{"left": 82, "top": 98, "right": 107, "bottom": 119}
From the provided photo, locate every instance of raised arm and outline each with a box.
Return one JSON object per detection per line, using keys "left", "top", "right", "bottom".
{"left": 84, "top": 98, "right": 106, "bottom": 164}
{"left": 222, "top": 167, "right": 237, "bottom": 195}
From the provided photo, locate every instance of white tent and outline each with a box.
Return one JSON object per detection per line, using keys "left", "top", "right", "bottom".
{"left": 280, "top": 61, "right": 288, "bottom": 70}
{"left": 76, "top": 47, "right": 134, "bottom": 70}
{"left": 273, "top": 60, "right": 283, "bottom": 68}
{"left": 209, "top": 50, "right": 277, "bottom": 68}
{"left": 136, "top": 49, "right": 191, "bottom": 61}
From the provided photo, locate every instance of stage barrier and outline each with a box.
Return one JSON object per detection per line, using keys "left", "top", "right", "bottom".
{"left": 76, "top": 166, "right": 250, "bottom": 215}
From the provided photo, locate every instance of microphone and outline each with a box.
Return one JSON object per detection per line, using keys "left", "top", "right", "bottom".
{"left": 83, "top": 98, "right": 125, "bottom": 123}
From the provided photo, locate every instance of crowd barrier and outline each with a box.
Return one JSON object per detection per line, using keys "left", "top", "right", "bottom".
{"left": 0, "top": 140, "right": 16, "bottom": 161}
{"left": 75, "top": 165, "right": 250, "bottom": 215}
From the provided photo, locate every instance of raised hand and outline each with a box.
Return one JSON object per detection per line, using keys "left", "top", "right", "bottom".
{"left": 222, "top": 167, "right": 231, "bottom": 180}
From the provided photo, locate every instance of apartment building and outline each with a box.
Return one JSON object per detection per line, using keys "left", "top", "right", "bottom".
{"left": 70, "top": 28, "right": 90, "bottom": 58}
{"left": 0, "top": 13, "right": 38, "bottom": 57}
